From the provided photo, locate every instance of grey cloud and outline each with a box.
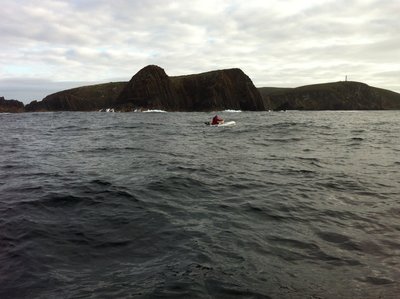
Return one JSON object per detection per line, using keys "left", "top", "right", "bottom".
{"left": 0, "top": 0, "right": 399, "bottom": 101}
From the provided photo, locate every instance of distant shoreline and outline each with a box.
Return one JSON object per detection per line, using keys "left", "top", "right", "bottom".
{"left": 2, "top": 65, "right": 400, "bottom": 113}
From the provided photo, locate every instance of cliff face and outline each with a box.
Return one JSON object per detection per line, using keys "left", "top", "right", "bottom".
{"left": 115, "top": 65, "right": 266, "bottom": 111}
{"left": 114, "top": 65, "right": 180, "bottom": 111}
{"left": 0, "top": 97, "right": 25, "bottom": 113}
{"left": 25, "top": 82, "right": 126, "bottom": 112}
{"left": 259, "top": 82, "right": 400, "bottom": 110}
{"left": 173, "top": 68, "right": 266, "bottom": 111}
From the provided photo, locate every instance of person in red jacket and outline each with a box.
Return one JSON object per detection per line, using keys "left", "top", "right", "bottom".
{"left": 211, "top": 115, "right": 224, "bottom": 125}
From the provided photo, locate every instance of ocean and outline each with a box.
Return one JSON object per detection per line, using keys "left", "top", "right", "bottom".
{"left": 1, "top": 111, "right": 399, "bottom": 298}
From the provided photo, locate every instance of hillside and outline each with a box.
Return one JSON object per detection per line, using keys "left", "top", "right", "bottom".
{"left": 259, "top": 81, "right": 400, "bottom": 110}
{"left": 25, "top": 82, "right": 126, "bottom": 112}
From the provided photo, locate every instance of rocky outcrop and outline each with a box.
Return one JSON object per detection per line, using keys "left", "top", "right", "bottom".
{"left": 259, "top": 81, "right": 400, "bottom": 110}
{"left": 115, "top": 65, "right": 266, "bottom": 111}
{"left": 0, "top": 97, "right": 25, "bottom": 113}
{"left": 25, "top": 82, "right": 126, "bottom": 112}
{"left": 114, "top": 65, "right": 180, "bottom": 111}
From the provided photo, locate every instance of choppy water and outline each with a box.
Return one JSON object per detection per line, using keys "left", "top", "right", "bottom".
{"left": 1, "top": 111, "right": 399, "bottom": 298}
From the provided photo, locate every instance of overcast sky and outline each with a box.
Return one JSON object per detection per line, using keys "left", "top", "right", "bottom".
{"left": 1, "top": 0, "right": 399, "bottom": 103}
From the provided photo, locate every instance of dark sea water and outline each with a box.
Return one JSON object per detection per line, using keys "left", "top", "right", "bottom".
{"left": 1, "top": 111, "right": 399, "bottom": 298}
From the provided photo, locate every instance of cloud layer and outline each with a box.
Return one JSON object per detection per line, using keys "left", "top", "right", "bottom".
{"left": 1, "top": 0, "right": 399, "bottom": 102}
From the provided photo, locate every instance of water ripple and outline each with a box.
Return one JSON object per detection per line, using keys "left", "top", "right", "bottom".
{"left": 1, "top": 111, "right": 400, "bottom": 298}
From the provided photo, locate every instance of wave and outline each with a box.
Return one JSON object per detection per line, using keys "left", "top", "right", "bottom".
{"left": 222, "top": 109, "right": 242, "bottom": 113}
{"left": 98, "top": 108, "right": 115, "bottom": 112}
{"left": 142, "top": 109, "right": 167, "bottom": 113}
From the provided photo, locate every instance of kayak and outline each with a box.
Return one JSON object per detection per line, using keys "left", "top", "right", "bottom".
{"left": 205, "top": 121, "right": 236, "bottom": 127}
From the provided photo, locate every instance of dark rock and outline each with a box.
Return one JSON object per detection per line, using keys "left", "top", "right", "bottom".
{"left": 114, "top": 65, "right": 180, "bottom": 111}
{"left": 259, "top": 81, "right": 400, "bottom": 110}
{"left": 174, "top": 68, "right": 266, "bottom": 111}
{"left": 115, "top": 65, "right": 266, "bottom": 111}
{"left": 0, "top": 97, "right": 25, "bottom": 113}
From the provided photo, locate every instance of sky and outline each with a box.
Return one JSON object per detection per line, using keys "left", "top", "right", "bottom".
{"left": 1, "top": 0, "right": 399, "bottom": 103}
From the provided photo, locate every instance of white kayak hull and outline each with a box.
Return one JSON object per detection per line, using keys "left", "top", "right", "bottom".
{"left": 209, "top": 121, "right": 236, "bottom": 127}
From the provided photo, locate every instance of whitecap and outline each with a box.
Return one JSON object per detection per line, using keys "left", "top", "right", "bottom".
{"left": 142, "top": 109, "right": 167, "bottom": 113}
{"left": 222, "top": 109, "right": 242, "bottom": 113}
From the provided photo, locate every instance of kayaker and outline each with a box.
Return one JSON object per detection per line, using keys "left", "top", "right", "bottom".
{"left": 211, "top": 115, "right": 224, "bottom": 125}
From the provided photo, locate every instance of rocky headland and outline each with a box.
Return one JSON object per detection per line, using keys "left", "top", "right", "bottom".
{"left": 114, "top": 65, "right": 266, "bottom": 111}
{"left": 0, "top": 97, "right": 25, "bottom": 113}
{"left": 3, "top": 65, "right": 400, "bottom": 112}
